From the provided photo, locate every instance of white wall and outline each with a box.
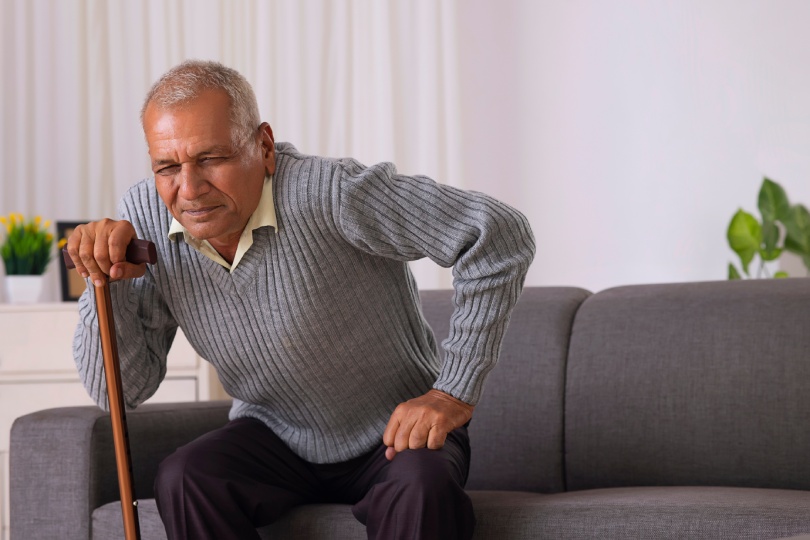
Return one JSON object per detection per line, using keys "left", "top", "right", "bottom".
{"left": 458, "top": 0, "right": 810, "bottom": 292}
{"left": 3, "top": 0, "right": 810, "bottom": 298}
{"left": 0, "top": 0, "right": 462, "bottom": 298}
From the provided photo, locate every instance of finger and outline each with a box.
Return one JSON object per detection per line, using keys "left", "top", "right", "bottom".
{"left": 385, "top": 446, "right": 397, "bottom": 461}
{"left": 110, "top": 262, "right": 147, "bottom": 281}
{"left": 408, "top": 420, "right": 431, "bottom": 450}
{"left": 77, "top": 228, "right": 106, "bottom": 286}
{"left": 66, "top": 229, "right": 90, "bottom": 278}
{"left": 108, "top": 221, "right": 136, "bottom": 266}
{"left": 426, "top": 424, "right": 449, "bottom": 451}
{"left": 93, "top": 226, "right": 114, "bottom": 275}
{"left": 382, "top": 414, "right": 401, "bottom": 448}
{"left": 394, "top": 416, "right": 418, "bottom": 453}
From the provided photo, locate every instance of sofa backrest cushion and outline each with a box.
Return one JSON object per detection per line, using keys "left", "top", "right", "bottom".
{"left": 564, "top": 279, "right": 810, "bottom": 491}
{"left": 421, "top": 286, "right": 591, "bottom": 493}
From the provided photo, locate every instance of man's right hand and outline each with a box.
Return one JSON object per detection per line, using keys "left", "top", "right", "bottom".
{"left": 65, "top": 219, "right": 147, "bottom": 286}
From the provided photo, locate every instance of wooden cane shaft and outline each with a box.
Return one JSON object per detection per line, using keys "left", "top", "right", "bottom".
{"left": 95, "top": 279, "right": 141, "bottom": 540}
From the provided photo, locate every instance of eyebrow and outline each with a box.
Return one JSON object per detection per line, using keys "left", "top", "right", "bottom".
{"left": 151, "top": 144, "right": 236, "bottom": 167}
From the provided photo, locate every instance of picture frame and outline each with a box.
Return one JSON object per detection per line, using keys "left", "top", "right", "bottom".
{"left": 56, "top": 221, "right": 88, "bottom": 302}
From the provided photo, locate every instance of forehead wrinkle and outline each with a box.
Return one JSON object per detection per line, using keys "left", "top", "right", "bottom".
{"left": 149, "top": 139, "right": 234, "bottom": 166}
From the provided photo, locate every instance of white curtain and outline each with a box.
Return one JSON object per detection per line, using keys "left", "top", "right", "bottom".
{"left": 0, "top": 0, "right": 461, "bottom": 299}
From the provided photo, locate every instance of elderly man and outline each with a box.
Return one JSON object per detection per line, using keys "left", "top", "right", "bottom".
{"left": 67, "top": 60, "right": 535, "bottom": 540}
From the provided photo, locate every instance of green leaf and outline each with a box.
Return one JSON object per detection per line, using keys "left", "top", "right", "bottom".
{"left": 727, "top": 209, "right": 762, "bottom": 275}
{"left": 774, "top": 271, "right": 789, "bottom": 278}
{"left": 761, "top": 219, "right": 780, "bottom": 259}
{"left": 758, "top": 178, "right": 791, "bottom": 222}
{"left": 728, "top": 263, "right": 742, "bottom": 280}
{"left": 759, "top": 247, "right": 782, "bottom": 262}
{"left": 785, "top": 233, "right": 802, "bottom": 254}
{"left": 783, "top": 204, "right": 810, "bottom": 255}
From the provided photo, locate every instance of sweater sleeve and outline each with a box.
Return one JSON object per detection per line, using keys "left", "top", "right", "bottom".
{"left": 72, "top": 196, "right": 177, "bottom": 410}
{"left": 334, "top": 160, "right": 536, "bottom": 405}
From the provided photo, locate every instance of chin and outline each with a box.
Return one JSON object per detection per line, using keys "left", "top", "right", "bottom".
{"left": 183, "top": 222, "right": 221, "bottom": 241}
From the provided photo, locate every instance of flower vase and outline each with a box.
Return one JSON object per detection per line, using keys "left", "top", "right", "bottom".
{"left": 4, "top": 275, "right": 45, "bottom": 304}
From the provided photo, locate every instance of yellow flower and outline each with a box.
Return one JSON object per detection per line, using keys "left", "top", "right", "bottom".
{"left": 1, "top": 213, "right": 56, "bottom": 275}
{"left": 43, "top": 220, "right": 51, "bottom": 228}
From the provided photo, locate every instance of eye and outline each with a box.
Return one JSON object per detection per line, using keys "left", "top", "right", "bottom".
{"left": 156, "top": 164, "right": 180, "bottom": 176}
{"left": 200, "top": 156, "right": 226, "bottom": 165}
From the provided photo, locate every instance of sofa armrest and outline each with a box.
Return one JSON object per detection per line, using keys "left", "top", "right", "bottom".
{"left": 10, "top": 401, "right": 231, "bottom": 540}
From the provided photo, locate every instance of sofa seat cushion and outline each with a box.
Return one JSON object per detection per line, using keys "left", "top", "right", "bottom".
{"left": 92, "top": 498, "right": 369, "bottom": 540}
{"left": 471, "top": 487, "right": 810, "bottom": 539}
{"left": 91, "top": 487, "right": 810, "bottom": 540}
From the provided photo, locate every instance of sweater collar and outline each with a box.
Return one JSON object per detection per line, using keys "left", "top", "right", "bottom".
{"left": 167, "top": 175, "right": 277, "bottom": 272}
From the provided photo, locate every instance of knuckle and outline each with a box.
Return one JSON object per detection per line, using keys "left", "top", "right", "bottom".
{"left": 78, "top": 243, "right": 94, "bottom": 260}
{"left": 427, "top": 439, "right": 444, "bottom": 450}
{"left": 409, "top": 435, "right": 426, "bottom": 449}
{"left": 93, "top": 245, "right": 109, "bottom": 261}
{"left": 395, "top": 433, "right": 410, "bottom": 448}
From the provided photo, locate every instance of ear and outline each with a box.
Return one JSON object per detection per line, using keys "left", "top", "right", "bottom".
{"left": 259, "top": 122, "right": 276, "bottom": 175}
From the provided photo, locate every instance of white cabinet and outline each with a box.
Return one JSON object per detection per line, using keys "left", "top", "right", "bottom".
{"left": 0, "top": 302, "right": 227, "bottom": 540}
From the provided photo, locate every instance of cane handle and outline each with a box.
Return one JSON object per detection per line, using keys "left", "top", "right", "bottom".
{"left": 62, "top": 238, "right": 157, "bottom": 269}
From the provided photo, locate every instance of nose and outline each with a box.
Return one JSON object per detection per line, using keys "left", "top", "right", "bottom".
{"left": 177, "top": 163, "right": 211, "bottom": 200}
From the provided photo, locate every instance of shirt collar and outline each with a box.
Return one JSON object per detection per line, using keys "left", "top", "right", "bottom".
{"left": 167, "top": 175, "right": 277, "bottom": 270}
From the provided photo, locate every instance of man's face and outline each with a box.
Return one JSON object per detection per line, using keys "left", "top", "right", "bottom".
{"left": 143, "top": 89, "right": 275, "bottom": 251}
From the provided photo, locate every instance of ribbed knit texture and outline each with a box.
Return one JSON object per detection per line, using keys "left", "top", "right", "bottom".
{"left": 74, "top": 142, "right": 535, "bottom": 463}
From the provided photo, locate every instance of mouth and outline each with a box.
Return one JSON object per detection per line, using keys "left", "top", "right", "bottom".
{"left": 182, "top": 205, "right": 222, "bottom": 219}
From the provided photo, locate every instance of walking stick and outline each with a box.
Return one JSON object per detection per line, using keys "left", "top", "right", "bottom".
{"left": 63, "top": 238, "right": 157, "bottom": 540}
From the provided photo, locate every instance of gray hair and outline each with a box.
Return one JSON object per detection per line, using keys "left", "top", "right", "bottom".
{"left": 141, "top": 60, "right": 261, "bottom": 147}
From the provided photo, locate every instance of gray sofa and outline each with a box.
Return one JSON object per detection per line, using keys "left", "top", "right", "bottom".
{"left": 10, "top": 279, "right": 810, "bottom": 539}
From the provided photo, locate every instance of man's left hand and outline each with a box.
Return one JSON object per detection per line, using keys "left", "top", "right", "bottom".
{"left": 382, "top": 389, "right": 474, "bottom": 461}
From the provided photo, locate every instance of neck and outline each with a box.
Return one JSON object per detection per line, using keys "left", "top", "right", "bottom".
{"left": 208, "top": 235, "right": 241, "bottom": 264}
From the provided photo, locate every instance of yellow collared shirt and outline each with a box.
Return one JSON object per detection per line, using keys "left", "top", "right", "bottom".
{"left": 167, "top": 175, "right": 277, "bottom": 272}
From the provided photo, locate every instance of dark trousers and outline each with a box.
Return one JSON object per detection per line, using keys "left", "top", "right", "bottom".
{"left": 153, "top": 417, "right": 475, "bottom": 540}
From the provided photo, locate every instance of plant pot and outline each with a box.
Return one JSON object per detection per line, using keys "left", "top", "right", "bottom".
{"left": 4, "top": 275, "right": 45, "bottom": 304}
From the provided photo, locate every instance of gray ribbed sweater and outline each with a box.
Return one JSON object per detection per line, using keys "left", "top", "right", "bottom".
{"left": 74, "top": 142, "right": 535, "bottom": 463}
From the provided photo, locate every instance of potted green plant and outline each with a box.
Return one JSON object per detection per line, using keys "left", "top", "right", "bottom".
{"left": 727, "top": 178, "right": 810, "bottom": 279}
{"left": 0, "top": 213, "right": 56, "bottom": 302}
